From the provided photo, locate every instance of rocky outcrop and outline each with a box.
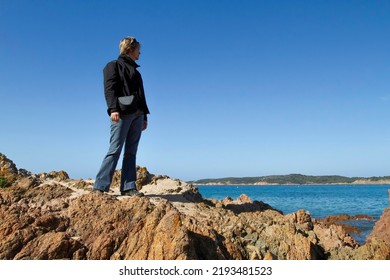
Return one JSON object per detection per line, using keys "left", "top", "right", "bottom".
{"left": 0, "top": 155, "right": 389, "bottom": 260}
{"left": 367, "top": 208, "right": 390, "bottom": 246}
{"left": 0, "top": 153, "right": 67, "bottom": 186}
{"left": 0, "top": 177, "right": 196, "bottom": 260}
{"left": 0, "top": 153, "right": 18, "bottom": 186}
{"left": 318, "top": 214, "right": 375, "bottom": 235}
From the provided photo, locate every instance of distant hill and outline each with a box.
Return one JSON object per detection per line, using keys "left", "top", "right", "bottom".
{"left": 189, "top": 174, "right": 390, "bottom": 185}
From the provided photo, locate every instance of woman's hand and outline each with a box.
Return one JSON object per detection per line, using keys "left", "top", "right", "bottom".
{"left": 110, "top": 112, "right": 120, "bottom": 122}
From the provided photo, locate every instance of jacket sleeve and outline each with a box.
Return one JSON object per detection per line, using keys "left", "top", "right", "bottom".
{"left": 103, "top": 61, "right": 121, "bottom": 115}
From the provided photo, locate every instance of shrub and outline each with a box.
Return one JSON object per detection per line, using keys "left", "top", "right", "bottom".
{"left": 0, "top": 177, "right": 7, "bottom": 188}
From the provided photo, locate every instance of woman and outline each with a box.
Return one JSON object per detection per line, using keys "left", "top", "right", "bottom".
{"left": 93, "top": 36, "right": 150, "bottom": 196}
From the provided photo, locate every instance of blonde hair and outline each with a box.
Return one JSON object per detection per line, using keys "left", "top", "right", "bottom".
{"left": 119, "top": 36, "right": 141, "bottom": 55}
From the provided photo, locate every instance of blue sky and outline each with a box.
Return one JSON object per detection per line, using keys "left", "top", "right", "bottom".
{"left": 1, "top": 0, "right": 389, "bottom": 181}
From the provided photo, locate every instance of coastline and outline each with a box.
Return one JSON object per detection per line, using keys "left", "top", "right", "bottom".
{"left": 197, "top": 184, "right": 389, "bottom": 245}
{"left": 192, "top": 182, "right": 390, "bottom": 186}
{"left": 189, "top": 174, "right": 390, "bottom": 186}
{"left": 1, "top": 153, "right": 390, "bottom": 260}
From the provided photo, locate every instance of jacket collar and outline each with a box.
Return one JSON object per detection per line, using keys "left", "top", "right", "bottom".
{"left": 118, "top": 54, "right": 140, "bottom": 68}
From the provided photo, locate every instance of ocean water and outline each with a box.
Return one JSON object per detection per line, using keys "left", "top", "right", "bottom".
{"left": 197, "top": 184, "right": 390, "bottom": 244}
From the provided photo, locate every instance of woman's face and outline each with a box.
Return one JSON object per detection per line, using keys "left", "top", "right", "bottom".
{"left": 129, "top": 47, "right": 141, "bottom": 61}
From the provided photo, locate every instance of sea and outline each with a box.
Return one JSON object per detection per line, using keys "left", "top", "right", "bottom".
{"left": 197, "top": 184, "right": 390, "bottom": 245}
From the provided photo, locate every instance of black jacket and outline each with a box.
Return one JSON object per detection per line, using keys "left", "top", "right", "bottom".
{"left": 103, "top": 55, "right": 150, "bottom": 120}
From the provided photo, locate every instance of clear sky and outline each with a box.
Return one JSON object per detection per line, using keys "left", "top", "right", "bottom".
{"left": 1, "top": 0, "right": 389, "bottom": 181}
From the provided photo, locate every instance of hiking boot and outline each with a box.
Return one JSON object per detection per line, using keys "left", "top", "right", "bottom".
{"left": 120, "top": 189, "right": 144, "bottom": 197}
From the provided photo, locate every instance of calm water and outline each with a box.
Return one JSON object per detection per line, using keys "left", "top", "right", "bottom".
{"left": 197, "top": 184, "right": 390, "bottom": 244}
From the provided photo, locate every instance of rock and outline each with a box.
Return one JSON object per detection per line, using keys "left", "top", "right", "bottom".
{"left": 318, "top": 214, "right": 375, "bottom": 235}
{"left": 221, "top": 193, "right": 280, "bottom": 214}
{"left": 0, "top": 183, "right": 197, "bottom": 260}
{"left": 312, "top": 194, "right": 390, "bottom": 260}
{"left": 286, "top": 209, "right": 313, "bottom": 231}
{"left": 109, "top": 166, "right": 154, "bottom": 191}
{"left": 14, "top": 232, "right": 86, "bottom": 260}
{"left": 141, "top": 177, "right": 203, "bottom": 203}
{"left": 367, "top": 207, "right": 390, "bottom": 245}
{"left": 136, "top": 166, "right": 154, "bottom": 188}
{"left": 354, "top": 238, "right": 390, "bottom": 260}
{"left": 313, "top": 221, "right": 358, "bottom": 252}
{"left": 67, "top": 193, "right": 197, "bottom": 259}
{"left": 71, "top": 179, "right": 94, "bottom": 190}
{"left": 38, "top": 171, "right": 69, "bottom": 181}
{"left": 0, "top": 153, "right": 18, "bottom": 186}
{"left": 18, "top": 169, "right": 32, "bottom": 178}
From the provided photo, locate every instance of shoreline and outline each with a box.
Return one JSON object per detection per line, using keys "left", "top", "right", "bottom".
{"left": 192, "top": 182, "right": 390, "bottom": 186}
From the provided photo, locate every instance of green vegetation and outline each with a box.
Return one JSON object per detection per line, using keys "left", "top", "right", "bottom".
{"left": 190, "top": 174, "right": 390, "bottom": 185}
{"left": 0, "top": 176, "right": 7, "bottom": 188}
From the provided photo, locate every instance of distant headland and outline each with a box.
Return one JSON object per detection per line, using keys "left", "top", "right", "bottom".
{"left": 189, "top": 174, "right": 390, "bottom": 185}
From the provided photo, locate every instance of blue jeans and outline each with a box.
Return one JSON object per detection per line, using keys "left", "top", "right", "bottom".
{"left": 94, "top": 114, "right": 144, "bottom": 192}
